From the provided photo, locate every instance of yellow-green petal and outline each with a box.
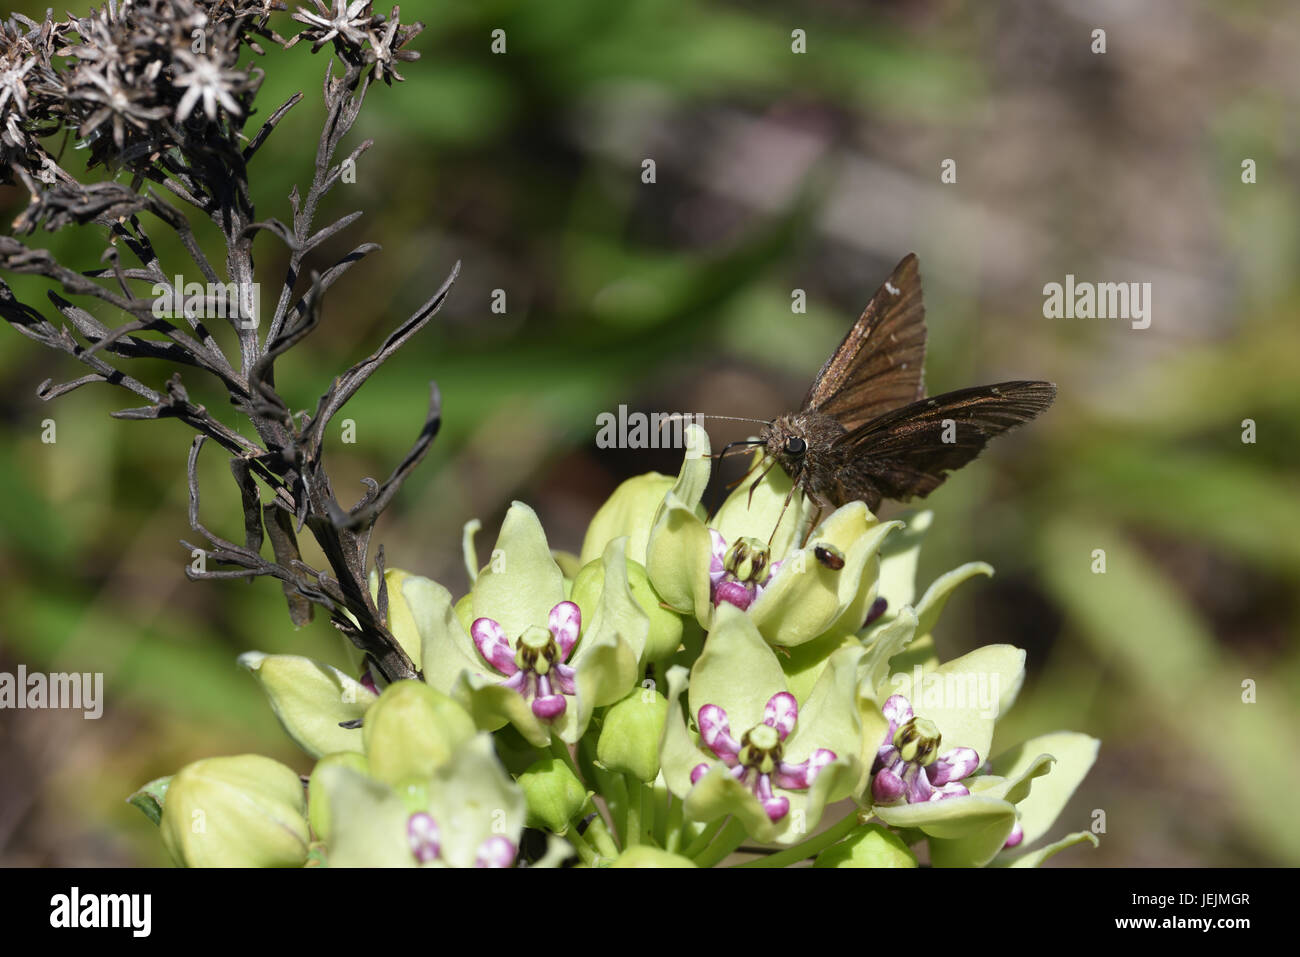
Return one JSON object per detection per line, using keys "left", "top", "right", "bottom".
{"left": 238, "top": 651, "right": 373, "bottom": 758}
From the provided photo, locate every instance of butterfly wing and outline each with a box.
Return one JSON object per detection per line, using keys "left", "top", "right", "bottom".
{"left": 833, "top": 380, "right": 1056, "bottom": 505}
{"left": 803, "top": 253, "right": 927, "bottom": 431}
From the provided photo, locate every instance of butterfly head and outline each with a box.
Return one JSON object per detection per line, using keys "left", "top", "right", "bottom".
{"left": 759, "top": 411, "right": 845, "bottom": 492}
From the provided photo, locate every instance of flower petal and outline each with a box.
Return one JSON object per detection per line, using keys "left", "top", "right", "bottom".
{"left": 363, "top": 681, "right": 477, "bottom": 787}
{"left": 425, "top": 734, "right": 527, "bottom": 868}
{"left": 872, "top": 744, "right": 898, "bottom": 775}
{"left": 930, "top": 782, "right": 970, "bottom": 801}
{"left": 873, "top": 510, "right": 932, "bottom": 613}
{"left": 237, "top": 651, "right": 372, "bottom": 759}
{"left": 749, "top": 509, "right": 899, "bottom": 648}
{"left": 874, "top": 794, "right": 1018, "bottom": 868}
{"left": 697, "top": 704, "right": 741, "bottom": 764}
{"left": 775, "top": 748, "right": 836, "bottom": 790}
{"left": 315, "top": 765, "right": 413, "bottom": 867}
{"left": 548, "top": 600, "right": 581, "bottom": 659}
{"left": 532, "top": 693, "right": 567, "bottom": 720}
{"left": 755, "top": 776, "right": 790, "bottom": 822}
{"left": 871, "top": 764, "right": 906, "bottom": 804}
{"left": 1003, "top": 820, "right": 1024, "bottom": 849}
{"left": 763, "top": 692, "right": 799, "bottom": 740}
{"left": 714, "top": 579, "right": 755, "bottom": 610}
{"left": 709, "top": 528, "right": 727, "bottom": 581}
{"left": 883, "top": 645, "right": 1024, "bottom": 766}
{"left": 645, "top": 490, "right": 715, "bottom": 628}
{"left": 472, "top": 501, "right": 566, "bottom": 639}
{"left": 903, "top": 763, "right": 935, "bottom": 803}
{"left": 711, "top": 448, "right": 815, "bottom": 562}
{"left": 988, "top": 732, "right": 1100, "bottom": 851}
{"left": 407, "top": 812, "right": 441, "bottom": 863}
{"left": 881, "top": 693, "right": 913, "bottom": 730}
{"left": 564, "top": 537, "right": 645, "bottom": 742}
{"left": 470, "top": 617, "right": 517, "bottom": 675}
{"left": 580, "top": 472, "right": 675, "bottom": 567}
{"left": 929, "top": 746, "right": 980, "bottom": 786}
{"left": 553, "top": 662, "right": 577, "bottom": 696}
{"left": 475, "top": 835, "right": 517, "bottom": 868}
{"left": 687, "top": 603, "right": 788, "bottom": 733}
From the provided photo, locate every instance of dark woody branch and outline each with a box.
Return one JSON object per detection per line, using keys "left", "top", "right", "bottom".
{"left": 0, "top": 1, "right": 434, "bottom": 684}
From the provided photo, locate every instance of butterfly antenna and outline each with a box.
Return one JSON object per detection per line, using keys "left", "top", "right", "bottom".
{"left": 698, "top": 414, "right": 773, "bottom": 426}
{"left": 654, "top": 413, "right": 770, "bottom": 435}
{"left": 653, "top": 412, "right": 703, "bottom": 440}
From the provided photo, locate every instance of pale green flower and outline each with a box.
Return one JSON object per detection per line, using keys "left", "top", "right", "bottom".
{"left": 659, "top": 604, "right": 864, "bottom": 845}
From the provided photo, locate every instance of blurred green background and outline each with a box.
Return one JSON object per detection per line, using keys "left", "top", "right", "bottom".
{"left": 1, "top": 0, "right": 1297, "bottom": 866}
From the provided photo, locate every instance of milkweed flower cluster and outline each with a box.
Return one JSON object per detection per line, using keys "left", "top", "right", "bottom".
{"left": 137, "top": 424, "right": 1100, "bottom": 868}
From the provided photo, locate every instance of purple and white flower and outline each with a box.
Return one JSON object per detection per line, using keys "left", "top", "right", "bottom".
{"left": 870, "top": 694, "right": 980, "bottom": 805}
{"left": 709, "top": 530, "right": 783, "bottom": 612}
{"left": 406, "top": 811, "right": 440, "bottom": 863}
{"left": 1003, "top": 819, "right": 1024, "bottom": 849}
{"left": 470, "top": 600, "right": 581, "bottom": 721}
{"left": 475, "top": 835, "right": 519, "bottom": 868}
{"left": 407, "top": 811, "right": 517, "bottom": 867}
{"left": 689, "top": 691, "right": 836, "bottom": 822}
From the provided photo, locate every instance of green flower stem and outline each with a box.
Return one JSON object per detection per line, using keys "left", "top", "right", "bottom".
{"left": 638, "top": 782, "right": 656, "bottom": 845}
{"left": 692, "top": 817, "right": 749, "bottom": 868}
{"left": 577, "top": 734, "right": 627, "bottom": 840}
{"left": 566, "top": 826, "right": 598, "bottom": 867}
{"left": 623, "top": 777, "right": 641, "bottom": 848}
{"left": 682, "top": 817, "right": 727, "bottom": 859}
{"left": 550, "top": 737, "right": 585, "bottom": 784}
{"left": 583, "top": 810, "right": 621, "bottom": 859}
{"left": 729, "top": 810, "right": 862, "bottom": 868}
{"left": 576, "top": 732, "right": 604, "bottom": 789}
{"left": 665, "top": 795, "right": 685, "bottom": 854}
{"left": 553, "top": 737, "right": 621, "bottom": 853}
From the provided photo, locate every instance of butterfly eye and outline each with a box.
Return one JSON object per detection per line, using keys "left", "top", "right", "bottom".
{"left": 785, "top": 436, "right": 807, "bottom": 456}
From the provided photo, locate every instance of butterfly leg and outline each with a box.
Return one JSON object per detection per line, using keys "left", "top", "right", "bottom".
{"left": 798, "top": 500, "right": 826, "bottom": 549}
{"left": 790, "top": 486, "right": 832, "bottom": 546}
{"left": 711, "top": 439, "right": 765, "bottom": 461}
{"left": 725, "top": 454, "right": 766, "bottom": 491}
{"left": 745, "top": 459, "right": 777, "bottom": 504}
{"left": 767, "top": 482, "right": 799, "bottom": 548}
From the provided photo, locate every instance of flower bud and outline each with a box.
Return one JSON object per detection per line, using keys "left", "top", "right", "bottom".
{"left": 580, "top": 472, "right": 675, "bottom": 566}
{"left": 571, "top": 556, "right": 683, "bottom": 665}
{"left": 517, "top": 756, "right": 590, "bottom": 834}
{"left": 610, "top": 846, "right": 698, "bottom": 868}
{"left": 368, "top": 567, "right": 434, "bottom": 671}
{"left": 363, "top": 680, "right": 476, "bottom": 787}
{"left": 598, "top": 686, "right": 669, "bottom": 782}
{"left": 307, "top": 751, "right": 370, "bottom": 845}
{"left": 160, "top": 755, "right": 310, "bottom": 867}
{"left": 237, "top": 651, "right": 373, "bottom": 759}
{"left": 814, "top": 823, "right": 917, "bottom": 868}
{"left": 455, "top": 591, "right": 474, "bottom": 636}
